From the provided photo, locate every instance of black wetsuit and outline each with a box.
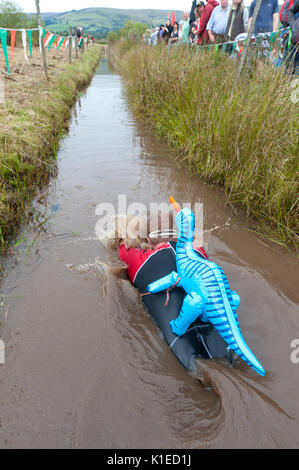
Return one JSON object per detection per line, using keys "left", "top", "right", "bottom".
{"left": 134, "top": 241, "right": 234, "bottom": 372}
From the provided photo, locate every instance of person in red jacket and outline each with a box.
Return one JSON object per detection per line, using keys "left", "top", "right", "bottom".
{"left": 107, "top": 215, "right": 208, "bottom": 286}
{"left": 119, "top": 234, "right": 208, "bottom": 285}
{"left": 106, "top": 215, "right": 235, "bottom": 372}
{"left": 196, "top": 0, "right": 219, "bottom": 43}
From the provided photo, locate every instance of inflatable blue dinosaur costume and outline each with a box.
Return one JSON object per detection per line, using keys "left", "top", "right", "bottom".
{"left": 146, "top": 197, "right": 265, "bottom": 376}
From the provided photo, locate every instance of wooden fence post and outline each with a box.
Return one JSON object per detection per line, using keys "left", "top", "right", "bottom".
{"left": 235, "top": 0, "right": 263, "bottom": 83}
{"left": 68, "top": 27, "right": 72, "bottom": 63}
{"left": 81, "top": 29, "right": 85, "bottom": 54}
{"left": 35, "top": 0, "right": 48, "bottom": 79}
{"left": 75, "top": 32, "right": 78, "bottom": 58}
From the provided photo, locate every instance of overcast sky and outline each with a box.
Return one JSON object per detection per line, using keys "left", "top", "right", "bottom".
{"left": 19, "top": 0, "right": 251, "bottom": 13}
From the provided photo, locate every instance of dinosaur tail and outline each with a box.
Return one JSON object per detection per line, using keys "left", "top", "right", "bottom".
{"left": 207, "top": 301, "right": 265, "bottom": 376}
{"left": 206, "top": 270, "right": 265, "bottom": 376}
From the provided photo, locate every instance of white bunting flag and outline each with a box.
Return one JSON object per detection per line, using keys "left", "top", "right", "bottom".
{"left": 22, "top": 29, "right": 28, "bottom": 61}
{"left": 39, "top": 26, "right": 42, "bottom": 54}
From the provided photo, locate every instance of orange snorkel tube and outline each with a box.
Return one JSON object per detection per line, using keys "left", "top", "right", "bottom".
{"left": 169, "top": 196, "right": 181, "bottom": 213}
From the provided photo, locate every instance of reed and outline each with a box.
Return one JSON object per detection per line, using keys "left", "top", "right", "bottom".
{"left": 112, "top": 43, "right": 299, "bottom": 251}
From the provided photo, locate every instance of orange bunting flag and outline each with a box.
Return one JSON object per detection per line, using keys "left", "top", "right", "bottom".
{"left": 171, "top": 9, "right": 175, "bottom": 24}
{"left": 11, "top": 30, "right": 16, "bottom": 61}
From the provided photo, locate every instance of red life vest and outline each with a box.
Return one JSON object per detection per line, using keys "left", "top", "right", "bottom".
{"left": 119, "top": 242, "right": 208, "bottom": 285}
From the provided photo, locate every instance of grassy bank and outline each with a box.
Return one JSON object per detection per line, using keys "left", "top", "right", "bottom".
{"left": 112, "top": 43, "right": 299, "bottom": 250}
{"left": 0, "top": 45, "right": 102, "bottom": 248}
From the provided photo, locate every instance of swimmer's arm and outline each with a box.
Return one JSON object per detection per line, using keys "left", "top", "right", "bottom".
{"left": 147, "top": 272, "right": 181, "bottom": 293}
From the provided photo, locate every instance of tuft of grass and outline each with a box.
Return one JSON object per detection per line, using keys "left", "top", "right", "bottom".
{"left": 112, "top": 43, "right": 299, "bottom": 251}
{"left": 0, "top": 45, "right": 103, "bottom": 248}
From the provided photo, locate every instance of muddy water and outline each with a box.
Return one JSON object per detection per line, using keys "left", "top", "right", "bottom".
{"left": 0, "top": 59, "right": 299, "bottom": 449}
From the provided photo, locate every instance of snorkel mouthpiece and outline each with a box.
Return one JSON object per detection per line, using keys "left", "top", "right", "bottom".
{"left": 169, "top": 196, "right": 181, "bottom": 213}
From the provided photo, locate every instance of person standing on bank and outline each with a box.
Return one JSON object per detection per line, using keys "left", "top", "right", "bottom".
{"left": 162, "top": 18, "right": 174, "bottom": 44}
{"left": 76, "top": 24, "right": 83, "bottom": 39}
{"left": 287, "top": 0, "right": 299, "bottom": 74}
{"left": 225, "top": 0, "right": 249, "bottom": 42}
{"left": 180, "top": 11, "right": 191, "bottom": 43}
{"left": 248, "top": 0, "right": 279, "bottom": 34}
{"left": 206, "top": 0, "right": 230, "bottom": 43}
{"left": 196, "top": 0, "right": 219, "bottom": 43}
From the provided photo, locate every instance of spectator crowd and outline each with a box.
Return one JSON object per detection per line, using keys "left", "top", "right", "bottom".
{"left": 147, "top": 0, "right": 299, "bottom": 74}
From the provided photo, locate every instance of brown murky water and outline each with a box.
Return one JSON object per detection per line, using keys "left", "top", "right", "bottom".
{"left": 0, "top": 60, "right": 299, "bottom": 449}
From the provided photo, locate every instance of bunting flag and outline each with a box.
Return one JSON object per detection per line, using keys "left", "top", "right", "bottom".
{"left": 42, "top": 28, "right": 46, "bottom": 40}
{"left": 57, "top": 36, "right": 65, "bottom": 51}
{"left": 39, "top": 26, "right": 42, "bottom": 53}
{"left": 61, "top": 37, "right": 68, "bottom": 52}
{"left": 22, "top": 29, "right": 28, "bottom": 61}
{"left": 27, "top": 30, "right": 33, "bottom": 58}
{"left": 270, "top": 31, "right": 278, "bottom": 42}
{"left": 167, "top": 11, "right": 170, "bottom": 22}
{"left": 54, "top": 35, "right": 60, "bottom": 51}
{"left": 288, "top": 29, "right": 292, "bottom": 48}
{"left": 47, "top": 34, "right": 56, "bottom": 51}
{"left": 44, "top": 32, "right": 53, "bottom": 47}
{"left": 0, "top": 30, "right": 9, "bottom": 74}
{"left": 11, "top": 29, "right": 16, "bottom": 61}
{"left": 171, "top": 10, "right": 175, "bottom": 25}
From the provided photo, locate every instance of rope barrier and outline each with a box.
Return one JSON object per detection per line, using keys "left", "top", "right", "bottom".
{"left": 0, "top": 27, "right": 39, "bottom": 32}
{"left": 0, "top": 25, "right": 89, "bottom": 75}
{"left": 166, "top": 28, "right": 287, "bottom": 50}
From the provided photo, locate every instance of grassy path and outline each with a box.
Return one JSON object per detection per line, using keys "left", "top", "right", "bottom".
{"left": 0, "top": 45, "right": 102, "bottom": 247}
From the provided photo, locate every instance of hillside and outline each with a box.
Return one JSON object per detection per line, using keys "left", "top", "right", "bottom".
{"left": 39, "top": 8, "right": 185, "bottom": 38}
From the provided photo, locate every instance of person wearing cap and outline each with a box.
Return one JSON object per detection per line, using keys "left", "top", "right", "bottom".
{"left": 196, "top": 0, "right": 219, "bottom": 43}
{"left": 191, "top": 0, "right": 206, "bottom": 22}
{"left": 195, "top": 1, "right": 206, "bottom": 17}
{"left": 192, "top": 2, "right": 207, "bottom": 44}
{"left": 206, "top": 0, "right": 230, "bottom": 43}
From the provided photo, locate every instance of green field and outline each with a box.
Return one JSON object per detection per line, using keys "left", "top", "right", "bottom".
{"left": 38, "top": 8, "right": 184, "bottom": 38}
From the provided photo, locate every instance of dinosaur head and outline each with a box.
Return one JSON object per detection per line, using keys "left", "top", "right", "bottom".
{"left": 175, "top": 207, "right": 195, "bottom": 242}
{"left": 169, "top": 197, "right": 195, "bottom": 243}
